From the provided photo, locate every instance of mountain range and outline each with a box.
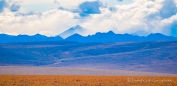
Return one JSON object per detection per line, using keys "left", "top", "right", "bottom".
{"left": 66, "top": 31, "right": 177, "bottom": 42}
{"left": 0, "top": 31, "right": 177, "bottom": 43}
{"left": 0, "top": 34, "right": 63, "bottom": 43}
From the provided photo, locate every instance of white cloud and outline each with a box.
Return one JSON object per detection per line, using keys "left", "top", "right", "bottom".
{"left": 0, "top": 0, "right": 177, "bottom": 37}
{"left": 0, "top": 9, "right": 79, "bottom": 36}
{"left": 79, "top": 0, "right": 177, "bottom": 36}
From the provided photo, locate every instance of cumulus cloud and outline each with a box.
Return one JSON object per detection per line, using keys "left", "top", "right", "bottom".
{"left": 0, "top": 0, "right": 177, "bottom": 37}
{"left": 58, "top": 1, "right": 104, "bottom": 17}
{"left": 117, "top": 0, "right": 123, "bottom": 2}
{"left": 10, "top": 3, "right": 20, "bottom": 12}
{"left": 159, "top": 0, "right": 177, "bottom": 19}
{"left": 80, "top": 0, "right": 177, "bottom": 37}
{"left": 78, "top": 1, "right": 103, "bottom": 17}
{"left": 14, "top": 10, "right": 42, "bottom": 16}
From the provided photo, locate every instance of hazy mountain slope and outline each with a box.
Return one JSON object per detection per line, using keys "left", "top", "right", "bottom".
{"left": 0, "top": 34, "right": 63, "bottom": 43}
{"left": 65, "top": 31, "right": 177, "bottom": 42}
{"left": 0, "top": 41, "right": 177, "bottom": 74}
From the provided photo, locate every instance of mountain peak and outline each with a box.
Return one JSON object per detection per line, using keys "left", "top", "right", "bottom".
{"left": 94, "top": 31, "right": 115, "bottom": 36}
{"left": 148, "top": 33, "right": 166, "bottom": 37}
{"left": 59, "top": 25, "right": 85, "bottom": 39}
{"left": 33, "top": 33, "right": 46, "bottom": 37}
{"left": 107, "top": 31, "right": 115, "bottom": 34}
{"left": 72, "top": 25, "right": 82, "bottom": 29}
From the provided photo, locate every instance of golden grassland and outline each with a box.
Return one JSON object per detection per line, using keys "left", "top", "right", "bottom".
{"left": 0, "top": 75, "right": 177, "bottom": 86}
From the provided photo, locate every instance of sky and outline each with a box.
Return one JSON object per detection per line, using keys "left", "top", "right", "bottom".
{"left": 0, "top": 0, "right": 177, "bottom": 38}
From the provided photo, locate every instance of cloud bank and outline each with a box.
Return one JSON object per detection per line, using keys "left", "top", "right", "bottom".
{"left": 0, "top": 0, "right": 177, "bottom": 38}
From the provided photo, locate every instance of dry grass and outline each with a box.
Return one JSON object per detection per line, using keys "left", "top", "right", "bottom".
{"left": 0, "top": 75, "right": 176, "bottom": 86}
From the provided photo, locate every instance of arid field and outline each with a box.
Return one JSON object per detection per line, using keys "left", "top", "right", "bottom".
{"left": 0, "top": 66, "right": 177, "bottom": 86}
{"left": 0, "top": 75, "right": 177, "bottom": 86}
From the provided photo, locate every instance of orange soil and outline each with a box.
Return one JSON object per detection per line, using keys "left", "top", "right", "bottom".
{"left": 0, "top": 75, "right": 176, "bottom": 86}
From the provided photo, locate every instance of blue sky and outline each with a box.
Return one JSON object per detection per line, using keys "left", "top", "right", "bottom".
{"left": 0, "top": 0, "right": 177, "bottom": 37}
{"left": 21, "top": 0, "right": 133, "bottom": 12}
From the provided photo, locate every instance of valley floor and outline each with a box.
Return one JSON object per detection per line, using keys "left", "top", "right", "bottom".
{"left": 0, "top": 66, "right": 176, "bottom": 76}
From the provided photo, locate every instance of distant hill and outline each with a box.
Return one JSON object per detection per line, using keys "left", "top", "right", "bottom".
{"left": 0, "top": 34, "right": 63, "bottom": 43}
{"left": 0, "top": 41, "right": 177, "bottom": 74}
{"left": 65, "top": 31, "right": 177, "bottom": 42}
